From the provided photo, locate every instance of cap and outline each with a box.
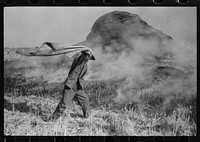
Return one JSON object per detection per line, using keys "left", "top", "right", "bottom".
{"left": 82, "top": 50, "right": 95, "bottom": 60}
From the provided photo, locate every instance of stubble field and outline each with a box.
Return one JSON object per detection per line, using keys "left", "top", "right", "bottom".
{"left": 4, "top": 50, "right": 196, "bottom": 136}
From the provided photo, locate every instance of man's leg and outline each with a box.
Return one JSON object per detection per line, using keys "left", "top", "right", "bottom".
{"left": 76, "top": 90, "right": 90, "bottom": 118}
{"left": 49, "top": 86, "right": 76, "bottom": 121}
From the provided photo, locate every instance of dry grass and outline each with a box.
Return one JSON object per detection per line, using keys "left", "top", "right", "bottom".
{"left": 4, "top": 96, "right": 196, "bottom": 136}
{"left": 4, "top": 52, "right": 196, "bottom": 136}
{"left": 4, "top": 78, "right": 196, "bottom": 136}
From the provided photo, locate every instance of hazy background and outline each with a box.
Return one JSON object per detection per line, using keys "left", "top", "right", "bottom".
{"left": 4, "top": 7, "right": 196, "bottom": 48}
{"left": 4, "top": 7, "right": 197, "bottom": 84}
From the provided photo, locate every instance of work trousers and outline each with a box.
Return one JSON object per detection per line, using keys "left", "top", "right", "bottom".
{"left": 52, "top": 85, "right": 90, "bottom": 118}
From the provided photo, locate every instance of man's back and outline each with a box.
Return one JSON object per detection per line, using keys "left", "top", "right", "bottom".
{"left": 65, "top": 54, "right": 87, "bottom": 89}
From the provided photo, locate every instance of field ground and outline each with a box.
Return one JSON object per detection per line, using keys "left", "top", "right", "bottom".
{"left": 4, "top": 52, "right": 196, "bottom": 136}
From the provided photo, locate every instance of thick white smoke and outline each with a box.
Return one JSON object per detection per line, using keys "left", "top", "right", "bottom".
{"left": 5, "top": 11, "right": 196, "bottom": 93}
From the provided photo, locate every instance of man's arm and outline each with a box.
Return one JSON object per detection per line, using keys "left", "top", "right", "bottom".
{"left": 78, "top": 63, "right": 88, "bottom": 89}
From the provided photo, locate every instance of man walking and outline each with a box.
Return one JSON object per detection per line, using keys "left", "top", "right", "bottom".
{"left": 45, "top": 50, "right": 95, "bottom": 121}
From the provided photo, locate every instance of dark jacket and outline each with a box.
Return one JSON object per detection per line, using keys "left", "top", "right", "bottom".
{"left": 64, "top": 54, "right": 88, "bottom": 90}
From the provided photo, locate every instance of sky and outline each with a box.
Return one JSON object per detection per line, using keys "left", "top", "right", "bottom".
{"left": 4, "top": 7, "right": 196, "bottom": 48}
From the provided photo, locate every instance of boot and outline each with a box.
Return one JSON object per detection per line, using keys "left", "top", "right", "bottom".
{"left": 82, "top": 108, "right": 90, "bottom": 119}
{"left": 44, "top": 102, "right": 66, "bottom": 122}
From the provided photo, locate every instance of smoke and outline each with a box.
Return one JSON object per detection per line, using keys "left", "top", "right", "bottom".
{"left": 86, "top": 35, "right": 196, "bottom": 81}
{"left": 81, "top": 11, "right": 196, "bottom": 110}
{"left": 87, "top": 45, "right": 150, "bottom": 80}
{"left": 166, "top": 40, "right": 196, "bottom": 70}
{"left": 5, "top": 54, "right": 72, "bottom": 83}
{"left": 5, "top": 11, "right": 196, "bottom": 108}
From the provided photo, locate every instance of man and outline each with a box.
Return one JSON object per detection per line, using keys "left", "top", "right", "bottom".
{"left": 45, "top": 50, "right": 95, "bottom": 121}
